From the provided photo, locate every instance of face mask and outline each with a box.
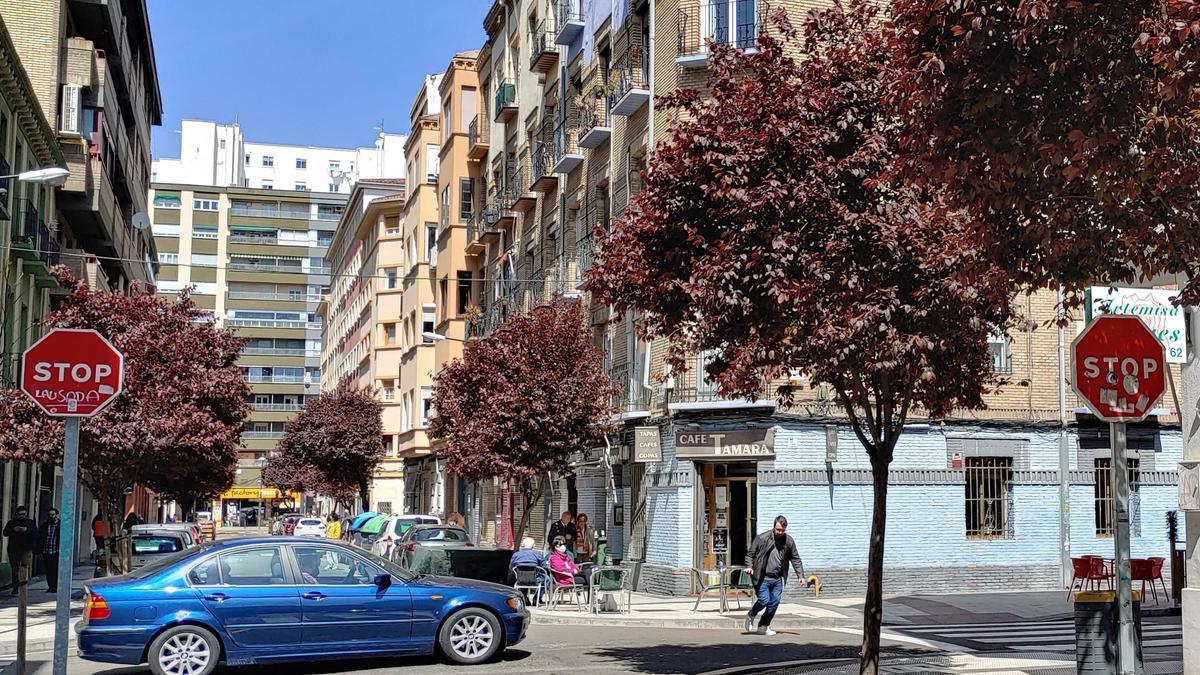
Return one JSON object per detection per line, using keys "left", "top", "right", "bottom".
{"left": 555, "top": 545, "right": 566, "bottom": 552}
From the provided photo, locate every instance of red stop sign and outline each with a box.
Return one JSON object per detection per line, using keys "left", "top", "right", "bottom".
{"left": 21, "top": 329, "right": 124, "bottom": 417}
{"left": 1072, "top": 315, "right": 1165, "bottom": 423}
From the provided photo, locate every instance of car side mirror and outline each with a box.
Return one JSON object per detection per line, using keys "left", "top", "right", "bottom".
{"left": 374, "top": 573, "right": 392, "bottom": 590}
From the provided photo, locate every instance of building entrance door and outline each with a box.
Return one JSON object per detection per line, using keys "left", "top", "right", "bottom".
{"left": 698, "top": 462, "right": 758, "bottom": 571}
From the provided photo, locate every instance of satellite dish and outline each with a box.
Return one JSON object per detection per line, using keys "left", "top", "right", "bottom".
{"left": 132, "top": 213, "right": 150, "bottom": 231}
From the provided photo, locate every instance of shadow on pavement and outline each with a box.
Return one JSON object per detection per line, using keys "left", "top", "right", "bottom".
{"left": 79, "top": 650, "right": 533, "bottom": 675}
{"left": 591, "top": 639, "right": 926, "bottom": 674}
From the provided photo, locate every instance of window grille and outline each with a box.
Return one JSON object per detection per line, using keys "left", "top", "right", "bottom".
{"left": 1094, "top": 457, "right": 1140, "bottom": 537}
{"left": 965, "top": 456, "right": 1013, "bottom": 540}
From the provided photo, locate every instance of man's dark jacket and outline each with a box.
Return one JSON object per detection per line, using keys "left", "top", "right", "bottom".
{"left": 747, "top": 530, "right": 805, "bottom": 587}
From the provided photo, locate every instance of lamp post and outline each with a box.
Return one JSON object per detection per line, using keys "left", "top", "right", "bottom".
{"left": 421, "top": 331, "right": 466, "bottom": 343}
{"left": 0, "top": 166, "right": 71, "bottom": 190}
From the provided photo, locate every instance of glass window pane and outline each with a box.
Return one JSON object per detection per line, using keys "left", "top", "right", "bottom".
{"left": 189, "top": 557, "right": 221, "bottom": 586}
{"left": 219, "top": 547, "right": 288, "bottom": 585}
{"left": 293, "top": 546, "right": 379, "bottom": 585}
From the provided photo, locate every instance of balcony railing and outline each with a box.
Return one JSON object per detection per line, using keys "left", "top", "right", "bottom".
{"left": 494, "top": 80, "right": 517, "bottom": 122}
{"left": 227, "top": 318, "right": 307, "bottom": 329}
{"left": 578, "top": 91, "right": 612, "bottom": 149}
{"left": 228, "top": 261, "right": 305, "bottom": 274}
{"left": 0, "top": 152, "right": 10, "bottom": 211}
{"left": 230, "top": 233, "right": 279, "bottom": 245}
{"left": 230, "top": 203, "right": 311, "bottom": 219}
{"left": 575, "top": 235, "right": 596, "bottom": 286}
{"left": 242, "top": 431, "right": 284, "bottom": 439}
{"left": 552, "top": 119, "right": 584, "bottom": 173}
{"left": 609, "top": 363, "right": 654, "bottom": 413}
{"left": 530, "top": 18, "right": 559, "bottom": 73}
{"left": 531, "top": 141, "right": 557, "bottom": 192}
{"left": 554, "top": 0, "right": 585, "bottom": 45}
{"left": 228, "top": 291, "right": 322, "bottom": 302}
{"left": 250, "top": 403, "right": 305, "bottom": 412}
{"left": 12, "top": 199, "right": 60, "bottom": 270}
{"left": 611, "top": 49, "right": 650, "bottom": 116}
{"left": 242, "top": 347, "right": 307, "bottom": 357}
{"left": 468, "top": 116, "right": 489, "bottom": 159}
{"left": 677, "top": 1, "right": 763, "bottom": 68}
{"left": 246, "top": 373, "right": 305, "bottom": 383}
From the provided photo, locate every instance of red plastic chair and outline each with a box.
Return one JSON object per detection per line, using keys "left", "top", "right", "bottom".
{"left": 1147, "top": 557, "right": 1169, "bottom": 603}
{"left": 1087, "top": 557, "right": 1114, "bottom": 590}
{"left": 1067, "top": 558, "right": 1092, "bottom": 598}
{"left": 1130, "top": 559, "right": 1156, "bottom": 603}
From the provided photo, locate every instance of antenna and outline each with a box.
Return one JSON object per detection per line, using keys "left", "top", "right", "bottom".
{"left": 132, "top": 213, "right": 150, "bottom": 231}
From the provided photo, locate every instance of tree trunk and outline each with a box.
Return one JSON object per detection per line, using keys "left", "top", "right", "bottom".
{"left": 860, "top": 458, "right": 891, "bottom": 675}
{"left": 513, "top": 477, "right": 545, "bottom": 547}
{"left": 358, "top": 480, "right": 370, "bottom": 515}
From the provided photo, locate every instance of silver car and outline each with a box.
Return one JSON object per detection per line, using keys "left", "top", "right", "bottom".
{"left": 129, "top": 531, "right": 189, "bottom": 569}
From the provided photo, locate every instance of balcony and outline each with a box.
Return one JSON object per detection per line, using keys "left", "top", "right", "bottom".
{"left": 228, "top": 291, "right": 322, "bottom": 302}
{"left": 507, "top": 166, "right": 536, "bottom": 215}
{"left": 229, "top": 232, "right": 279, "bottom": 245}
{"left": 228, "top": 260, "right": 305, "bottom": 274}
{"left": 609, "top": 363, "right": 654, "bottom": 415}
{"left": 242, "top": 347, "right": 307, "bottom": 357}
{"left": 574, "top": 235, "right": 595, "bottom": 288}
{"left": 466, "top": 207, "right": 502, "bottom": 255}
{"left": 552, "top": 120, "right": 585, "bottom": 173}
{"left": 0, "top": 152, "right": 8, "bottom": 219}
{"left": 230, "top": 202, "right": 311, "bottom": 220}
{"left": 578, "top": 92, "right": 612, "bottom": 149}
{"left": 677, "top": 1, "right": 764, "bottom": 69}
{"left": 611, "top": 50, "right": 650, "bottom": 116}
{"left": 245, "top": 373, "right": 305, "bottom": 384}
{"left": 530, "top": 18, "right": 559, "bottom": 74}
{"left": 494, "top": 81, "right": 518, "bottom": 123}
{"left": 554, "top": 0, "right": 585, "bottom": 45}
{"left": 468, "top": 116, "right": 489, "bottom": 160}
{"left": 227, "top": 318, "right": 307, "bottom": 329}
{"left": 531, "top": 142, "right": 558, "bottom": 192}
{"left": 11, "top": 200, "right": 60, "bottom": 284}
{"left": 251, "top": 402, "right": 305, "bottom": 412}
{"left": 241, "top": 431, "right": 283, "bottom": 440}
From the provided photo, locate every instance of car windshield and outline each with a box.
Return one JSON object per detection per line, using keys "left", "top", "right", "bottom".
{"left": 299, "top": 519, "right": 322, "bottom": 526}
{"left": 133, "top": 536, "right": 184, "bottom": 554}
{"left": 127, "top": 545, "right": 208, "bottom": 579}
{"left": 414, "top": 528, "right": 467, "bottom": 542}
{"left": 393, "top": 519, "right": 417, "bottom": 536}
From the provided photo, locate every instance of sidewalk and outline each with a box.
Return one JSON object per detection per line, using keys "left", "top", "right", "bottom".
{"left": 758, "top": 651, "right": 1184, "bottom": 675}
{"left": 0, "top": 564, "right": 91, "bottom": 658}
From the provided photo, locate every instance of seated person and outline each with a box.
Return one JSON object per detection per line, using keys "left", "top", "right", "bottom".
{"left": 298, "top": 556, "right": 320, "bottom": 584}
{"left": 548, "top": 536, "right": 586, "bottom": 586}
{"left": 509, "top": 536, "right": 544, "bottom": 568}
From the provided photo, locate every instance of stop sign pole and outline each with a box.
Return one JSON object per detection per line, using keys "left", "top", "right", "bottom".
{"left": 20, "top": 328, "right": 124, "bottom": 675}
{"left": 1072, "top": 315, "right": 1166, "bottom": 675}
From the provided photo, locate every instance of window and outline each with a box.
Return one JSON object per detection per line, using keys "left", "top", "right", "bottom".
{"left": 328, "top": 184, "right": 338, "bottom": 192}
{"left": 384, "top": 218, "right": 401, "bottom": 236}
{"left": 296, "top": 158, "right": 307, "bottom": 169}
{"left": 382, "top": 379, "right": 395, "bottom": 401}
{"left": 245, "top": 154, "right": 251, "bottom": 164}
{"left": 457, "top": 271, "right": 472, "bottom": 315}
{"left": 460, "top": 87, "right": 477, "bottom": 132}
{"left": 192, "top": 282, "right": 218, "bottom": 295}
{"left": 262, "top": 155, "right": 274, "bottom": 167}
{"left": 193, "top": 198, "right": 219, "bottom": 211}
{"left": 377, "top": 501, "right": 393, "bottom": 514}
{"left": 219, "top": 139, "right": 226, "bottom": 149}
{"left": 964, "top": 457, "right": 1013, "bottom": 540}
{"left": 191, "top": 253, "right": 217, "bottom": 267}
{"left": 422, "top": 305, "right": 436, "bottom": 341}
{"left": 420, "top": 386, "right": 434, "bottom": 426}
{"left": 262, "top": 181, "right": 274, "bottom": 190}
{"left": 154, "top": 193, "right": 182, "bottom": 209}
{"left": 459, "top": 178, "right": 474, "bottom": 221}
{"left": 385, "top": 323, "right": 398, "bottom": 345}
{"left": 443, "top": 98, "right": 453, "bottom": 141}
{"left": 402, "top": 392, "right": 412, "bottom": 432}
{"left": 989, "top": 329, "right": 1012, "bottom": 375}
{"left": 294, "top": 547, "right": 378, "bottom": 585}
{"left": 295, "top": 183, "right": 307, "bottom": 191}
{"left": 425, "top": 144, "right": 439, "bottom": 182}
{"left": 158, "top": 252, "right": 179, "bottom": 265}
{"left": 1095, "top": 457, "right": 1141, "bottom": 537}
{"left": 385, "top": 268, "right": 398, "bottom": 289}
{"left": 329, "top": 160, "right": 341, "bottom": 171}
{"left": 702, "top": 0, "right": 759, "bottom": 50}
{"left": 192, "top": 226, "right": 218, "bottom": 239}
{"left": 188, "top": 557, "right": 221, "bottom": 586}
{"left": 153, "top": 223, "right": 181, "bottom": 237}
{"left": 219, "top": 547, "right": 288, "bottom": 585}
{"left": 426, "top": 223, "right": 437, "bottom": 264}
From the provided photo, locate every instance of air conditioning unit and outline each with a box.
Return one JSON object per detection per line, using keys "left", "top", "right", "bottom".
{"left": 60, "top": 84, "right": 82, "bottom": 135}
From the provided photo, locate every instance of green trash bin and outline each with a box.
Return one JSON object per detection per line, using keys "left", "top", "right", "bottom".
{"left": 1074, "top": 590, "right": 1144, "bottom": 674}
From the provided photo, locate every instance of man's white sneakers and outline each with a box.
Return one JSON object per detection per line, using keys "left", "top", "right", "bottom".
{"left": 758, "top": 627, "right": 777, "bottom": 636}
{"left": 744, "top": 615, "right": 755, "bottom": 633}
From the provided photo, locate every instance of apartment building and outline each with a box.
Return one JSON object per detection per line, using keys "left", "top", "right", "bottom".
{"left": 321, "top": 179, "right": 409, "bottom": 513}
{"left": 448, "top": 0, "right": 1186, "bottom": 598}
{"left": 0, "top": 0, "right": 162, "bottom": 290}
{"left": 153, "top": 119, "right": 408, "bottom": 195}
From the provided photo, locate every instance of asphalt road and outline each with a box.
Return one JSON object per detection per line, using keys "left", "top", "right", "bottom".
{"left": 33, "top": 625, "right": 924, "bottom": 675}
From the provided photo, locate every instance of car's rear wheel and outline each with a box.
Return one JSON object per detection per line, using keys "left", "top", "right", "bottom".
{"left": 148, "top": 625, "right": 219, "bottom": 675}
{"left": 439, "top": 607, "right": 502, "bottom": 665}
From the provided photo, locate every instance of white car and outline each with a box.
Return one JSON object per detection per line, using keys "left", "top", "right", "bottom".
{"left": 370, "top": 514, "right": 441, "bottom": 560}
{"left": 292, "top": 517, "right": 326, "bottom": 537}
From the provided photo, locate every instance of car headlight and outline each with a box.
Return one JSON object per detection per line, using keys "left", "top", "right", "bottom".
{"left": 506, "top": 595, "right": 525, "bottom": 611}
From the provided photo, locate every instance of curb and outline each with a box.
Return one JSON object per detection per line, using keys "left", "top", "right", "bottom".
{"left": 530, "top": 611, "right": 861, "bottom": 630}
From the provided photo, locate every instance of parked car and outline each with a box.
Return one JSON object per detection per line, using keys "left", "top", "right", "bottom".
{"left": 370, "top": 514, "right": 441, "bottom": 560}
{"left": 132, "top": 523, "right": 203, "bottom": 546}
{"left": 272, "top": 513, "right": 300, "bottom": 536}
{"left": 293, "top": 517, "right": 326, "bottom": 537}
{"left": 129, "top": 531, "right": 190, "bottom": 571}
{"left": 395, "top": 525, "right": 473, "bottom": 568}
{"left": 76, "top": 537, "right": 529, "bottom": 673}
{"left": 282, "top": 514, "right": 302, "bottom": 536}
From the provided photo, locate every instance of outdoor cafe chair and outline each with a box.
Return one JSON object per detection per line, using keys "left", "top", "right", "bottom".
{"left": 691, "top": 567, "right": 724, "bottom": 612}
{"left": 590, "top": 566, "right": 631, "bottom": 614}
{"left": 512, "top": 564, "right": 547, "bottom": 607}
{"left": 723, "top": 568, "right": 755, "bottom": 612}
{"left": 548, "top": 567, "right": 585, "bottom": 611}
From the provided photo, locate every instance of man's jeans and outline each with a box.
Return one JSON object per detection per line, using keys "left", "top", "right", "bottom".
{"left": 748, "top": 577, "right": 784, "bottom": 627}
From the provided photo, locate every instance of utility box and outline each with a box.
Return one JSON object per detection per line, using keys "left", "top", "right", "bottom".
{"left": 1074, "top": 590, "right": 1144, "bottom": 674}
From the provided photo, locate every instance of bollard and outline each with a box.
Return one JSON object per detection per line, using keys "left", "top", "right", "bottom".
{"left": 1074, "top": 590, "right": 1144, "bottom": 674}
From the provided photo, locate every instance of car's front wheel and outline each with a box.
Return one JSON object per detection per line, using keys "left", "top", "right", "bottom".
{"left": 439, "top": 607, "right": 502, "bottom": 665}
{"left": 147, "top": 624, "right": 219, "bottom": 675}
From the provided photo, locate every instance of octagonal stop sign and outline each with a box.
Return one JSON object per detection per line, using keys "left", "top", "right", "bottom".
{"left": 21, "top": 328, "right": 124, "bottom": 417}
{"left": 1072, "top": 315, "right": 1166, "bottom": 423}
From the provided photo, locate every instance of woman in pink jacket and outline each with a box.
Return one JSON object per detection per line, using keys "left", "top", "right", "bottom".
{"left": 548, "top": 536, "right": 585, "bottom": 586}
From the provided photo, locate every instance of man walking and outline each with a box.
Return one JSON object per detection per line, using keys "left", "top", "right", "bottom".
{"left": 3, "top": 506, "right": 38, "bottom": 595}
{"left": 37, "top": 509, "right": 60, "bottom": 593}
{"left": 744, "top": 515, "right": 808, "bottom": 636}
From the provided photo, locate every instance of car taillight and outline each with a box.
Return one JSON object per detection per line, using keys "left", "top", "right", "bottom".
{"left": 407, "top": 542, "right": 416, "bottom": 552}
{"left": 465, "top": 542, "right": 475, "bottom": 547}
{"left": 84, "top": 592, "right": 110, "bottom": 621}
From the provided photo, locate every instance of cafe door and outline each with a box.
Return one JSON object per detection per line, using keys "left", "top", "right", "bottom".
{"left": 698, "top": 462, "right": 758, "bottom": 570}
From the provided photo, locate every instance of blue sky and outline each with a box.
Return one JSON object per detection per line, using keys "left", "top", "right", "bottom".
{"left": 148, "top": 0, "right": 492, "bottom": 159}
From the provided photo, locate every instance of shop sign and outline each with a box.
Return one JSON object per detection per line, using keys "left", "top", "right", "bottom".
{"left": 1089, "top": 286, "right": 1187, "bottom": 363}
{"left": 634, "top": 426, "right": 662, "bottom": 462}
{"left": 221, "top": 487, "right": 292, "bottom": 500}
{"left": 675, "top": 428, "right": 775, "bottom": 459}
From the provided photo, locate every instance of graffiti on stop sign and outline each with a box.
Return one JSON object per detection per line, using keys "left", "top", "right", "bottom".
{"left": 1079, "top": 355, "right": 1160, "bottom": 415}
{"left": 1071, "top": 315, "right": 1166, "bottom": 423}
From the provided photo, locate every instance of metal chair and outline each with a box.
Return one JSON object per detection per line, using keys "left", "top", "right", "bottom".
{"left": 590, "top": 566, "right": 631, "bottom": 614}
{"left": 512, "top": 564, "right": 546, "bottom": 607}
{"left": 723, "top": 568, "right": 755, "bottom": 611}
{"left": 548, "top": 567, "right": 585, "bottom": 611}
{"left": 690, "top": 567, "right": 723, "bottom": 612}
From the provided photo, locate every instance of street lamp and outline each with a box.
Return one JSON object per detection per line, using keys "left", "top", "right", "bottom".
{"left": 0, "top": 166, "right": 71, "bottom": 191}
{"left": 422, "top": 331, "right": 467, "bottom": 343}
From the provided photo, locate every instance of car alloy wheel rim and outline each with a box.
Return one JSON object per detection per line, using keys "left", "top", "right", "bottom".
{"left": 158, "top": 632, "right": 210, "bottom": 674}
{"left": 449, "top": 615, "right": 494, "bottom": 659}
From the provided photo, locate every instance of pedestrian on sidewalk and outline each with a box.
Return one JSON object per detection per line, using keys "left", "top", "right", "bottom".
{"left": 91, "top": 513, "right": 110, "bottom": 558}
{"left": 547, "top": 511, "right": 575, "bottom": 553}
{"left": 36, "top": 509, "right": 60, "bottom": 593}
{"left": 3, "top": 506, "right": 38, "bottom": 595}
{"left": 325, "top": 512, "right": 341, "bottom": 540}
{"left": 744, "top": 515, "right": 808, "bottom": 636}
{"left": 574, "top": 513, "right": 597, "bottom": 564}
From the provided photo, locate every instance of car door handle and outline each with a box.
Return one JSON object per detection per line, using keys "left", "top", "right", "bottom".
{"left": 203, "top": 593, "right": 228, "bottom": 602}
{"left": 302, "top": 591, "right": 326, "bottom": 601}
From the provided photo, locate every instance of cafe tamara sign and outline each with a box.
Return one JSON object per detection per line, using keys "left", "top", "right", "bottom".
{"left": 675, "top": 428, "right": 775, "bottom": 459}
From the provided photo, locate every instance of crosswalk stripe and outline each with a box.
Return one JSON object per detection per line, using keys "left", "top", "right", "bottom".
{"left": 909, "top": 625, "right": 1179, "bottom": 638}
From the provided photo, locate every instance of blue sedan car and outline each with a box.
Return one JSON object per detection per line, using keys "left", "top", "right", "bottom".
{"left": 77, "top": 537, "right": 529, "bottom": 674}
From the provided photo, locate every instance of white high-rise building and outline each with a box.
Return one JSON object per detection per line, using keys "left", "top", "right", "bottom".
{"left": 153, "top": 119, "right": 407, "bottom": 193}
